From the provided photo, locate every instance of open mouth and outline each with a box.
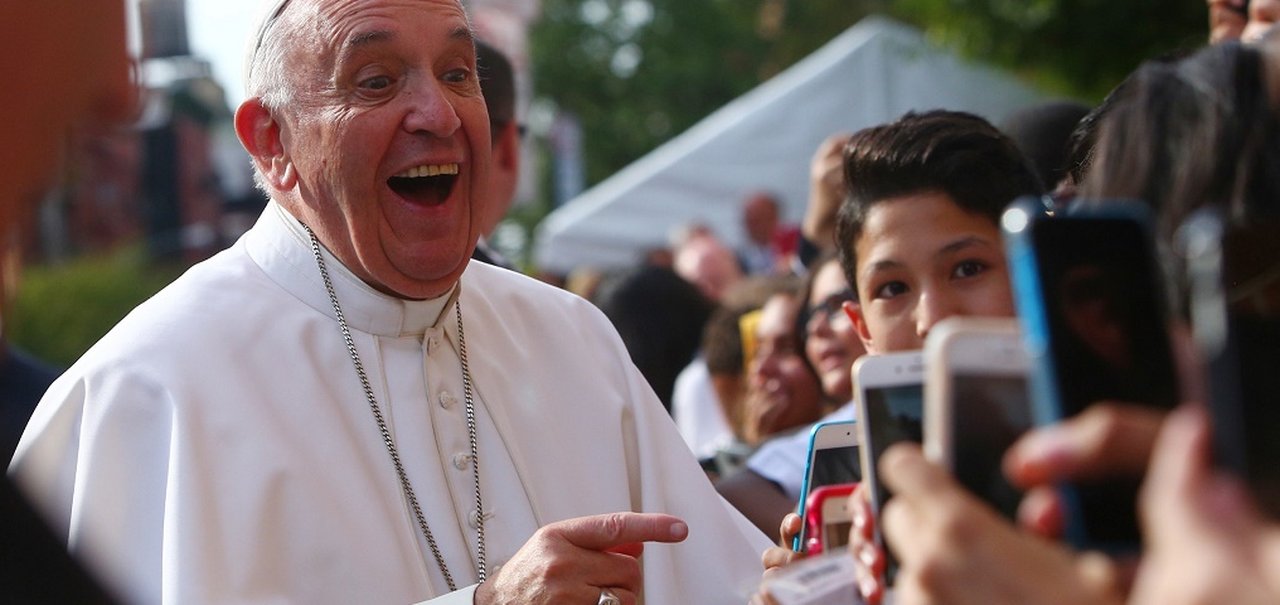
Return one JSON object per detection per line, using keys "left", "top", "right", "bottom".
{"left": 387, "top": 163, "right": 459, "bottom": 206}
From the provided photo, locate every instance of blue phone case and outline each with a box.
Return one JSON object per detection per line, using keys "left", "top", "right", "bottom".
{"left": 793, "top": 419, "right": 858, "bottom": 551}
{"left": 1002, "top": 196, "right": 1171, "bottom": 552}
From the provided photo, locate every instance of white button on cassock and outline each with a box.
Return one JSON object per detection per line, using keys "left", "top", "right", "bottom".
{"left": 452, "top": 453, "right": 470, "bottom": 470}
{"left": 438, "top": 390, "right": 455, "bottom": 409}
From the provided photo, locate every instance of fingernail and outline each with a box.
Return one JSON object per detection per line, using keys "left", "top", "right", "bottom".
{"left": 670, "top": 521, "right": 688, "bottom": 540}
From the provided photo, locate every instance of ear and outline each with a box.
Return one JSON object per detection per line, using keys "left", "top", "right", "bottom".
{"left": 843, "top": 300, "right": 876, "bottom": 354}
{"left": 234, "top": 98, "right": 296, "bottom": 191}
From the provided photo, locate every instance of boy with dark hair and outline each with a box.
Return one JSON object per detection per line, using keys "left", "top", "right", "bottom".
{"left": 833, "top": 110, "right": 1043, "bottom": 353}
{"left": 756, "top": 110, "right": 1047, "bottom": 588}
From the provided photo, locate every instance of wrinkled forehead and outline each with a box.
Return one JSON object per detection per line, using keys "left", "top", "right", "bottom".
{"left": 244, "top": 0, "right": 468, "bottom": 88}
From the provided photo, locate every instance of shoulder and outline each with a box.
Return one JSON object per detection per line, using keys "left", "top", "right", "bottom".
{"left": 69, "top": 243, "right": 292, "bottom": 377}
{"left": 461, "top": 261, "right": 615, "bottom": 335}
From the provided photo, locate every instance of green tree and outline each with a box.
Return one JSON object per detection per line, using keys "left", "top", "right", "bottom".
{"left": 890, "top": 0, "right": 1205, "bottom": 99}
{"left": 530, "top": 0, "right": 873, "bottom": 190}
{"left": 529, "top": 0, "right": 1206, "bottom": 205}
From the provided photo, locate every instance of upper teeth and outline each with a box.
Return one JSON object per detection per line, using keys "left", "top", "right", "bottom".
{"left": 395, "top": 163, "right": 459, "bottom": 178}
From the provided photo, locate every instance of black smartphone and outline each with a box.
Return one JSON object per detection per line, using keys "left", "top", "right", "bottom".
{"left": 1004, "top": 197, "right": 1180, "bottom": 552}
{"left": 1180, "top": 208, "right": 1280, "bottom": 518}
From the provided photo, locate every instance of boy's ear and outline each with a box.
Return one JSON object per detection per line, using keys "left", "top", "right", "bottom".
{"left": 844, "top": 300, "right": 876, "bottom": 354}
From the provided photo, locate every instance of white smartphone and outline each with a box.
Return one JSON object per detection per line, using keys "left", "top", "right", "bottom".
{"left": 853, "top": 350, "right": 925, "bottom": 587}
{"left": 793, "top": 420, "right": 860, "bottom": 552}
{"left": 923, "top": 317, "right": 1031, "bottom": 520}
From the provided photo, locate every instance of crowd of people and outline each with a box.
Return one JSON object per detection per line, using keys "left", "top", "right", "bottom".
{"left": 5, "top": 0, "right": 1280, "bottom": 604}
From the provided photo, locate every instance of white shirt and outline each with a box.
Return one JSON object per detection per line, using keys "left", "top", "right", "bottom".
{"left": 745, "top": 402, "right": 856, "bottom": 500}
{"left": 671, "top": 356, "right": 736, "bottom": 460}
{"left": 10, "top": 203, "right": 770, "bottom": 604}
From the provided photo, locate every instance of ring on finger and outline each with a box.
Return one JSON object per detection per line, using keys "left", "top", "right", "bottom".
{"left": 598, "top": 587, "right": 621, "bottom": 605}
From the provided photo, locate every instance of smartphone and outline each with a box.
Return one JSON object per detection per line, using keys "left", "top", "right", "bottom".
{"left": 794, "top": 420, "right": 861, "bottom": 552}
{"left": 1003, "top": 197, "right": 1180, "bottom": 551}
{"left": 853, "top": 351, "right": 925, "bottom": 586}
{"left": 923, "top": 317, "right": 1031, "bottom": 521}
{"left": 801, "top": 483, "right": 857, "bottom": 555}
{"left": 1180, "top": 208, "right": 1280, "bottom": 518}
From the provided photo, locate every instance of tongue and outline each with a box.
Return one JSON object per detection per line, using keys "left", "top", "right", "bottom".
{"left": 389, "top": 176, "right": 450, "bottom": 206}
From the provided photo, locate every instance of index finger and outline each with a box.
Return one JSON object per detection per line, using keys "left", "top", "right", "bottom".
{"left": 552, "top": 512, "right": 689, "bottom": 551}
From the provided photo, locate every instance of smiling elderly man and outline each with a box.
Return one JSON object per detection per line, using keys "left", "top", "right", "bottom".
{"left": 8, "top": 1, "right": 770, "bottom": 603}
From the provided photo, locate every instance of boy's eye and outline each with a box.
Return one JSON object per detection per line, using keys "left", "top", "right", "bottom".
{"left": 952, "top": 260, "right": 987, "bottom": 279}
{"left": 873, "top": 281, "right": 907, "bottom": 300}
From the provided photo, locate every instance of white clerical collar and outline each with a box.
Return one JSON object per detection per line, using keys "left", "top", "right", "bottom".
{"left": 243, "top": 201, "right": 455, "bottom": 337}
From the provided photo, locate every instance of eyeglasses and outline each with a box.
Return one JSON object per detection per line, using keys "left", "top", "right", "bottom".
{"left": 804, "top": 288, "right": 855, "bottom": 332}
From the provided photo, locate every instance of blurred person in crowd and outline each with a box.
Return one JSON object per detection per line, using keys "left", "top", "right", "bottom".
{"left": 756, "top": 109, "right": 1043, "bottom": 596}
{"left": 845, "top": 41, "right": 1280, "bottom": 605}
{"left": 471, "top": 40, "right": 520, "bottom": 270}
{"left": 1, "top": 0, "right": 136, "bottom": 602}
{"left": 999, "top": 100, "right": 1092, "bottom": 194}
{"left": 673, "top": 226, "right": 745, "bottom": 303}
{"left": 719, "top": 252, "right": 864, "bottom": 537}
{"left": 739, "top": 192, "right": 798, "bottom": 275}
{"left": 9, "top": 1, "right": 771, "bottom": 603}
{"left": 1209, "top": 0, "right": 1250, "bottom": 42}
{"left": 679, "top": 304, "right": 753, "bottom": 475}
{"left": 593, "top": 264, "right": 714, "bottom": 411}
{"left": 674, "top": 276, "right": 784, "bottom": 472}
{"left": 669, "top": 225, "right": 748, "bottom": 458}
{"left": 739, "top": 278, "right": 827, "bottom": 446}
{"left": 1245, "top": 0, "right": 1280, "bottom": 41}
{"left": 795, "top": 134, "right": 852, "bottom": 270}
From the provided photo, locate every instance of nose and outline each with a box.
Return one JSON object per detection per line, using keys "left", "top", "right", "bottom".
{"left": 914, "top": 288, "right": 958, "bottom": 341}
{"left": 402, "top": 77, "right": 462, "bottom": 136}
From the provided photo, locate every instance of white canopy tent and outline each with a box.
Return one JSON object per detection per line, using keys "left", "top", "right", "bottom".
{"left": 533, "top": 16, "right": 1047, "bottom": 275}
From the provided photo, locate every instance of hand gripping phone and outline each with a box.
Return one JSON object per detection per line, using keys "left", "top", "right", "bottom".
{"left": 1003, "top": 196, "right": 1179, "bottom": 552}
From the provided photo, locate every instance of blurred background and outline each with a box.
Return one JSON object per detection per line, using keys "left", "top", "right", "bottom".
{"left": 7, "top": 0, "right": 1204, "bottom": 368}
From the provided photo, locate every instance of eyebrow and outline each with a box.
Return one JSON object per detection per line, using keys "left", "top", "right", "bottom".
{"left": 859, "top": 236, "right": 996, "bottom": 280}
{"left": 933, "top": 236, "right": 995, "bottom": 259}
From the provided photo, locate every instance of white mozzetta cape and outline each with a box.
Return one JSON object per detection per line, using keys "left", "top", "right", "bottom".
{"left": 10, "top": 204, "right": 771, "bottom": 604}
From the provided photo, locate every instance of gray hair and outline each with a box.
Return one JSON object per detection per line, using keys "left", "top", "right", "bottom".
{"left": 243, "top": 0, "right": 301, "bottom": 193}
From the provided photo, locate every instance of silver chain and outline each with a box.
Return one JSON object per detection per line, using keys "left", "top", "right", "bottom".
{"left": 304, "top": 225, "right": 486, "bottom": 591}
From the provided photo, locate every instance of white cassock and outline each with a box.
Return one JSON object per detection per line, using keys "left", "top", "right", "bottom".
{"left": 9, "top": 203, "right": 771, "bottom": 604}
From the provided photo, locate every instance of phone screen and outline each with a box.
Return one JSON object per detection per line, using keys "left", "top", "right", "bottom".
{"left": 1030, "top": 213, "right": 1179, "bottom": 547}
{"left": 821, "top": 517, "right": 853, "bottom": 550}
{"left": 810, "top": 444, "right": 861, "bottom": 490}
{"left": 951, "top": 374, "right": 1032, "bottom": 520}
{"left": 863, "top": 383, "right": 923, "bottom": 583}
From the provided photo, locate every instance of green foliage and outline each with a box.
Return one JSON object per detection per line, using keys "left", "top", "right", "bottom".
{"left": 888, "top": 0, "right": 1206, "bottom": 100}
{"left": 7, "top": 247, "right": 183, "bottom": 367}
{"left": 528, "top": 0, "right": 1207, "bottom": 215}
{"left": 531, "top": 0, "right": 872, "bottom": 188}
